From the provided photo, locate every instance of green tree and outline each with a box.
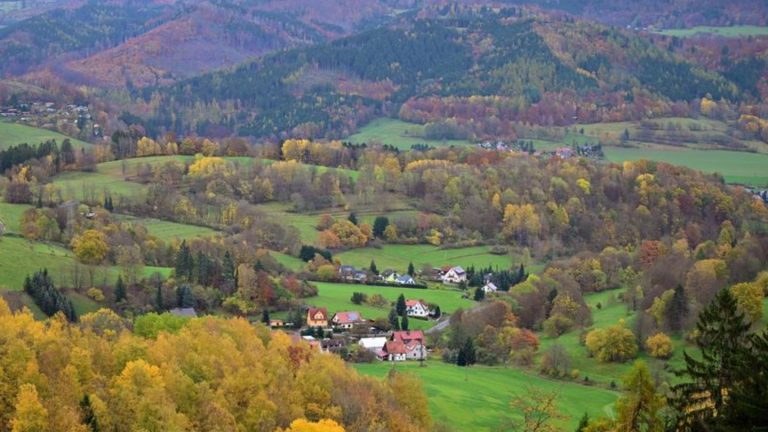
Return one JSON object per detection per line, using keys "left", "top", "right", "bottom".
{"left": 174, "top": 241, "right": 194, "bottom": 280}
{"left": 457, "top": 337, "right": 476, "bottom": 367}
{"left": 262, "top": 309, "right": 270, "bottom": 326}
{"left": 388, "top": 308, "right": 400, "bottom": 331}
{"left": 114, "top": 275, "right": 126, "bottom": 303}
{"left": 474, "top": 287, "right": 485, "bottom": 301}
{"left": 373, "top": 216, "right": 389, "bottom": 238}
{"left": 222, "top": 251, "right": 236, "bottom": 294}
{"left": 401, "top": 314, "right": 409, "bottom": 331}
{"left": 407, "top": 261, "right": 415, "bottom": 276}
{"left": 396, "top": 294, "right": 407, "bottom": 317}
{"left": 369, "top": 259, "right": 379, "bottom": 275}
{"left": 575, "top": 412, "right": 589, "bottom": 432}
{"left": 665, "top": 284, "right": 688, "bottom": 333}
{"left": 671, "top": 288, "right": 752, "bottom": 430}
{"left": 348, "top": 212, "right": 358, "bottom": 226}
{"left": 155, "top": 280, "right": 164, "bottom": 311}
{"left": 176, "top": 284, "right": 195, "bottom": 308}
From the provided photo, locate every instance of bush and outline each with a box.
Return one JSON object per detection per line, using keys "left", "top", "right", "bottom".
{"left": 87, "top": 287, "right": 105, "bottom": 302}
{"left": 585, "top": 321, "right": 638, "bottom": 363}
{"left": 351, "top": 292, "right": 367, "bottom": 305}
{"left": 645, "top": 332, "right": 673, "bottom": 359}
{"left": 542, "top": 313, "right": 574, "bottom": 337}
{"left": 540, "top": 344, "right": 571, "bottom": 377}
{"left": 570, "top": 368, "right": 581, "bottom": 379}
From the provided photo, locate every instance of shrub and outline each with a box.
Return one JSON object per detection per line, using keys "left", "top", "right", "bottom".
{"left": 585, "top": 321, "right": 638, "bottom": 363}
{"left": 87, "top": 287, "right": 105, "bottom": 302}
{"left": 645, "top": 332, "right": 673, "bottom": 359}
{"left": 540, "top": 344, "right": 571, "bottom": 377}
{"left": 351, "top": 292, "right": 367, "bottom": 305}
{"left": 570, "top": 368, "right": 581, "bottom": 379}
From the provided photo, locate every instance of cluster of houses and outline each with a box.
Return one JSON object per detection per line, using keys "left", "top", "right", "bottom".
{"left": 476, "top": 140, "right": 604, "bottom": 161}
{"left": 296, "top": 301, "right": 433, "bottom": 362}
{"left": 751, "top": 189, "right": 768, "bottom": 204}
{"left": 0, "top": 101, "right": 101, "bottom": 137}
{"left": 338, "top": 265, "right": 417, "bottom": 285}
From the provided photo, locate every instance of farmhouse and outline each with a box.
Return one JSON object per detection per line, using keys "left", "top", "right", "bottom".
{"left": 396, "top": 274, "right": 416, "bottom": 285}
{"left": 391, "top": 330, "right": 427, "bottom": 360}
{"left": 306, "top": 307, "right": 329, "bottom": 328}
{"left": 332, "top": 311, "right": 365, "bottom": 329}
{"left": 383, "top": 340, "right": 407, "bottom": 361}
{"left": 441, "top": 266, "right": 467, "bottom": 284}
{"left": 405, "top": 300, "right": 430, "bottom": 318}
{"left": 481, "top": 282, "right": 498, "bottom": 293}
{"left": 339, "top": 266, "right": 369, "bottom": 282}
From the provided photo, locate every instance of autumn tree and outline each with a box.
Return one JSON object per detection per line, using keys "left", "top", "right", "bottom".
{"left": 645, "top": 333, "right": 672, "bottom": 359}
{"left": 585, "top": 321, "right": 638, "bottom": 363}
{"left": 614, "top": 361, "right": 666, "bottom": 432}
{"left": 71, "top": 229, "right": 109, "bottom": 265}
{"left": 507, "top": 388, "right": 566, "bottom": 432}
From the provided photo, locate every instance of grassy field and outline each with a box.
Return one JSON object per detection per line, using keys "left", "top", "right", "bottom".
{"left": 53, "top": 171, "right": 148, "bottom": 201}
{"left": 310, "top": 282, "right": 473, "bottom": 329}
{"left": 115, "top": 215, "right": 218, "bottom": 241}
{"left": 347, "top": 118, "right": 472, "bottom": 150}
{"left": 0, "top": 202, "right": 32, "bottom": 234}
{"left": 355, "top": 361, "right": 617, "bottom": 431}
{"left": 655, "top": 26, "right": 768, "bottom": 38}
{"left": 0, "top": 121, "right": 90, "bottom": 150}
{"left": 271, "top": 251, "right": 306, "bottom": 272}
{"left": 336, "top": 244, "right": 539, "bottom": 274}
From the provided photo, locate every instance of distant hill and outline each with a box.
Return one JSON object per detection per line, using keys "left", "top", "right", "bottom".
{"left": 122, "top": 8, "right": 752, "bottom": 140}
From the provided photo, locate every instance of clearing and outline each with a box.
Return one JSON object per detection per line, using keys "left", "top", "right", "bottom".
{"left": 347, "top": 118, "right": 472, "bottom": 150}
{"left": 0, "top": 121, "right": 90, "bottom": 150}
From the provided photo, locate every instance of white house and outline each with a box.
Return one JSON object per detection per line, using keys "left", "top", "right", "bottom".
{"left": 358, "top": 337, "right": 387, "bottom": 352}
{"left": 481, "top": 282, "right": 498, "bottom": 293}
{"left": 441, "top": 266, "right": 467, "bottom": 284}
{"left": 396, "top": 274, "right": 416, "bottom": 285}
{"left": 405, "top": 300, "right": 430, "bottom": 318}
{"left": 384, "top": 340, "right": 407, "bottom": 361}
{"left": 392, "top": 331, "right": 428, "bottom": 360}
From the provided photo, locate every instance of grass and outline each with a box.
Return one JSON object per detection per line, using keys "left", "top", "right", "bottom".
{"left": 114, "top": 215, "right": 218, "bottom": 241}
{"left": 336, "top": 244, "right": 539, "bottom": 274}
{"left": 654, "top": 26, "right": 768, "bottom": 38}
{"left": 271, "top": 251, "right": 306, "bottom": 272}
{"left": 0, "top": 202, "right": 32, "bottom": 234}
{"left": 355, "top": 360, "right": 618, "bottom": 431}
{"left": 0, "top": 121, "right": 90, "bottom": 150}
{"left": 53, "top": 171, "right": 147, "bottom": 201}
{"left": 309, "top": 282, "right": 473, "bottom": 329}
{"left": 347, "top": 118, "right": 472, "bottom": 150}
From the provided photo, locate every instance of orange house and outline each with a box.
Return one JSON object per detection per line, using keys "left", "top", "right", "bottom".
{"left": 306, "top": 307, "right": 328, "bottom": 328}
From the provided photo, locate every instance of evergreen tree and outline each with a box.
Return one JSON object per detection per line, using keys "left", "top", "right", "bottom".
{"left": 388, "top": 308, "right": 400, "bottom": 331}
{"left": 61, "top": 139, "right": 76, "bottom": 166}
{"left": 24, "top": 269, "right": 77, "bottom": 322}
{"left": 348, "top": 212, "right": 358, "bottom": 225}
{"left": 369, "top": 259, "right": 378, "bottom": 275}
{"left": 401, "top": 315, "right": 409, "bottom": 331}
{"left": 615, "top": 361, "right": 665, "bottom": 432}
{"left": 80, "top": 394, "right": 100, "bottom": 432}
{"left": 396, "top": 294, "right": 407, "bottom": 317}
{"left": 671, "top": 288, "right": 752, "bottom": 429}
{"left": 432, "top": 305, "right": 441, "bottom": 319}
{"left": 155, "top": 279, "right": 164, "bottom": 311}
{"left": 174, "top": 241, "right": 194, "bottom": 280}
{"left": 176, "top": 284, "right": 195, "bottom": 308}
{"left": 474, "top": 287, "right": 485, "bottom": 301}
{"left": 457, "top": 338, "right": 476, "bottom": 367}
{"left": 114, "top": 275, "right": 126, "bottom": 303}
{"left": 407, "top": 261, "right": 415, "bottom": 276}
{"left": 666, "top": 284, "right": 688, "bottom": 333}
{"left": 373, "top": 216, "right": 389, "bottom": 238}
{"left": 222, "top": 251, "right": 236, "bottom": 294}
{"left": 575, "top": 412, "right": 589, "bottom": 432}
{"left": 726, "top": 331, "right": 768, "bottom": 429}
{"left": 262, "top": 309, "right": 271, "bottom": 326}
{"left": 517, "top": 263, "right": 526, "bottom": 284}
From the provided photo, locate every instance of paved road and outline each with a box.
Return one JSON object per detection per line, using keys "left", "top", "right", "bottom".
{"left": 426, "top": 317, "right": 450, "bottom": 334}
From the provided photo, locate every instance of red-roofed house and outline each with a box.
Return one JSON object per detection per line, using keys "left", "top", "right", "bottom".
{"left": 306, "top": 307, "right": 328, "bottom": 328}
{"left": 405, "top": 300, "right": 430, "bottom": 318}
{"left": 441, "top": 266, "right": 467, "bottom": 284}
{"left": 384, "top": 340, "right": 407, "bottom": 361}
{"left": 392, "top": 330, "right": 428, "bottom": 360}
{"left": 332, "top": 311, "right": 365, "bottom": 329}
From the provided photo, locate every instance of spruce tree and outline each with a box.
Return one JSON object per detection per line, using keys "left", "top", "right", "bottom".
{"left": 396, "top": 294, "right": 407, "bottom": 316}
{"left": 474, "top": 287, "right": 485, "bottom": 301}
{"left": 575, "top": 412, "right": 589, "bottom": 432}
{"left": 80, "top": 394, "right": 100, "bottom": 432}
{"left": 671, "top": 288, "right": 752, "bottom": 429}
{"left": 155, "top": 280, "right": 164, "bottom": 311}
{"left": 373, "top": 216, "right": 389, "bottom": 238}
{"left": 666, "top": 284, "right": 688, "bottom": 333}
{"left": 401, "top": 315, "right": 409, "bottom": 331}
{"left": 388, "top": 308, "right": 400, "bottom": 331}
{"left": 176, "top": 284, "right": 195, "bottom": 308}
{"left": 222, "top": 251, "right": 235, "bottom": 294}
{"left": 114, "top": 275, "right": 126, "bottom": 303}
{"left": 407, "top": 261, "right": 415, "bottom": 276}
{"left": 348, "top": 212, "right": 358, "bottom": 225}
{"left": 262, "top": 309, "right": 271, "bottom": 326}
{"left": 369, "top": 259, "right": 378, "bottom": 275}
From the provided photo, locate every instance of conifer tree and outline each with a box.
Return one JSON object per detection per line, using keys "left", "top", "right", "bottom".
{"left": 388, "top": 308, "right": 400, "bottom": 331}
{"left": 262, "top": 309, "right": 271, "bottom": 326}
{"left": 396, "top": 294, "right": 407, "bottom": 317}
{"left": 114, "top": 275, "right": 126, "bottom": 303}
{"left": 407, "top": 261, "right": 415, "bottom": 276}
{"left": 348, "top": 212, "right": 358, "bottom": 225}
{"left": 474, "top": 287, "right": 485, "bottom": 302}
{"left": 369, "top": 259, "right": 378, "bottom": 275}
{"left": 401, "top": 315, "right": 409, "bottom": 331}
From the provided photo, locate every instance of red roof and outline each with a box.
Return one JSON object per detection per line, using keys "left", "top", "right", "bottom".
{"left": 385, "top": 340, "right": 407, "bottom": 355}
{"left": 392, "top": 330, "right": 425, "bottom": 345}
{"left": 333, "top": 311, "right": 364, "bottom": 324}
{"left": 307, "top": 307, "right": 328, "bottom": 320}
{"left": 405, "top": 299, "right": 427, "bottom": 308}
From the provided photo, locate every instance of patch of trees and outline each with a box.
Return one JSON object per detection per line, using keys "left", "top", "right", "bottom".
{"left": 23, "top": 269, "right": 77, "bottom": 322}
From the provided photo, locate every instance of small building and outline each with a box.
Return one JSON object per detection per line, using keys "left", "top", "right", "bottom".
{"left": 269, "top": 319, "right": 285, "bottom": 328}
{"left": 384, "top": 271, "right": 400, "bottom": 284}
{"left": 405, "top": 300, "right": 430, "bottom": 318}
{"left": 481, "top": 282, "right": 498, "bottom": 294}
{"left": 306, "top": 307, "right": 328, "bottom": 328}
{"left": 441, "top": 266, "right": 467, "bottom": 284}
{"left": 332, "top": 311, "right": 365, "bottom": 329}
{"left": 383, "top": 340, "right": 407, "bottom": 362}
{"left": 169, "top": 307, "right": 197, "bottom": 317}
{"left": 320, "top": 338, "right": 347, "bottom": 354}
{"left": 358, "top": 337, "right": 387, "bottom": 352}
{"left": 396, "top": 275, "right": 416, "bottom": 285}
{"left": 392, "top": 330, "right": 427, "bottom": 360}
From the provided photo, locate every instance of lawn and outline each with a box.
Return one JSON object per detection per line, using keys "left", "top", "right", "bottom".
{"left": 347, "top": 118, "right": 472, "bottom": 150}
{"left": 336, "top": 244, "right": 537, "bottom": 274}
{"left": 0, "top": 202, "right": 32, "bottom": 234}
{"left": 654, "top": 26, "right": 768, "bottom": 38}
{"left": 114, "top": 215, "right": 218, "bottom": 241}
{"left": 354, "top": 360, "right": 618, "bottom": 431}
{"left": 53, "top": 171, "right": 147, "bottom": 201}
{"left": 309, "top": 282, "right": 473, "bottom": 329}
{"left": 271, "top": 251, "right": 306, "bottom": 272}
{"left": 0, "top": 121, "right": 90, "bottom": 150}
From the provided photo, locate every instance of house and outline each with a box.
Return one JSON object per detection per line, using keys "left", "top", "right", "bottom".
{"left": 481, "top": 282, "right": 498, "bottom": 294}
{"left": 405, "top": 300, "right": 430, "bottom": 318}
{"left": 320, "top": 338, "right": 346, "bottom": 354}
{"left": 352, "top": 270, "right": 368, "bottom": 283}
{"left": 169, "top": 307, "right": 197, "bottom": 317}
{"left": 332, "top": 311, "right": 365, "bottom": 329}
{"left": 384, "top": 272, "right": 400, "bottom": 284}
{"left": 441, "top": 266, "right": 467, "bottom": 284}
{"left": 392, "top": 330, "right": 428, "bottom": 360}
{"left": 395, "top": 274, "right": 416, "bottom": 285}
{"left": 339, "top": 265, "right": 356, "bottom": 279}
{"left": 357, "top": 337, "right": 387, "bottom": 358}
{"left": 383, "top": 340, "right": 407, "bottom": 361}
{"left": 269, "top": 319, "right": 285, "bottom": 328}
{"left": 339, "top": 266, "right": 368, "bottom": 283}
{"left": 555, "top": 147, "right": 574, "bottom": 159}
{"left": 306, "top": 307, "right": 328, "bottom": 328}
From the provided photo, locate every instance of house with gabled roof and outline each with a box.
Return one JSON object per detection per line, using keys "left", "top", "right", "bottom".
{"left": 391, "top": 330, "right": 427, "bottom": 360}
{"left": 396, "top": 274, "right": 416, "bottom": 285}
{"left": 481, "top": 282, "right": 498, "bottom": 293}
{"left": 441, "top": 266, "right": 467, "bottom": 284}
{"left": 405, "top": 300, "right": 430, "bottom": 318}
{"left": 332, "top": 311, "right": 365, "bottom": 329}
{"left": 383, "top": 340, "right": 407, "bottom": 361}
{"left": 306, "top": 307, "right": 328, "bottom": 328}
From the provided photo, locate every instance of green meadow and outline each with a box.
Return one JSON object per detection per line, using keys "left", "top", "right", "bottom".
{"left": 0, "top": 121, "right": 90, "bottom": 150}
{"left": 355, "top": 361, "right": 618, "bottom": 431}
{"left": 336, "top": 244, "right": 536, "bottom": 274}
{"left": 0, "top": 202, "right": 32, "bottom": 234}
{"left": 654, "top": 26, "right": 768, "bottom": 38}
{"left": 115, "top": 215, "right": 218, "bottom": 241}
{"left": 347, "top": 118, "right": 472, "bottom": 149}
{"left": 53, "top": 171, "right": 147, "bottom": 201}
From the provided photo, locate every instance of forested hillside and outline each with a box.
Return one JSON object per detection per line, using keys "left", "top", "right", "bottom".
{"left": 124, "top": 8, "right": 755, "bottom": 140}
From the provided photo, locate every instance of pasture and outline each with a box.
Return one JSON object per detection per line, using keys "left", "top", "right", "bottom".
{"left": 53, "top": 171, "right": 147, "bottom": 201}
{"left": 347, "top": 118, "right": 472, "bottom": 149}
{"left": 654, "top": 26, "right": 768, "bottom": 38}
{"left": 336, "top": 244, "right": 537, "bottom": 274}
{"left": 0, "top": 121, "right": 90, "bottom": 150}
{"left": 309, "top": 282, "right": 473, "bottom": 329}
{"left": 115, "top": 215, "right": 218, "bottom": 241}
{"left": 0, "top": 202, "right": 32, "bottom": 234}
{"left": 355, "top": 361, "right": 618, "bottom": 431}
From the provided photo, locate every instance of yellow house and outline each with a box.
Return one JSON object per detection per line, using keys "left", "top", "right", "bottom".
{"left": 306, "top": 307, "right": 328, "bottom": 328}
